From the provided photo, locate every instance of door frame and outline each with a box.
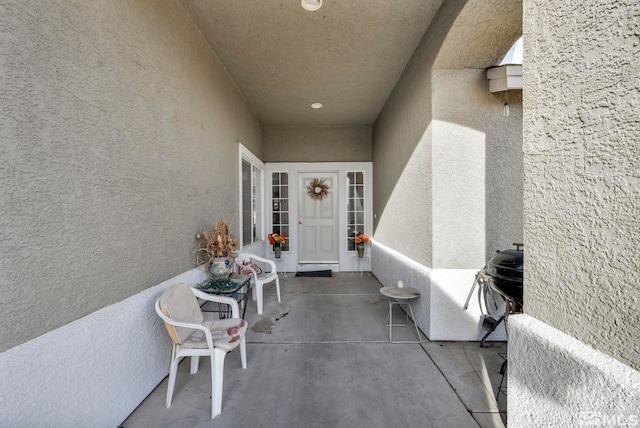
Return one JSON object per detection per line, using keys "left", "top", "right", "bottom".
{"left": 298, "top": 171, "right": 339, "bottom": 264}
{"left": 265, "top": 162, "right": 373, "bottom": 272}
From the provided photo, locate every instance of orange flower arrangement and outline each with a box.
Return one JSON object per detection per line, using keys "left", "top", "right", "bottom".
{"left": 268, "top": 233, "right": 286, "bottom": 245}
{"left": 354, "top": 232, "right": 370, "bottom": 244}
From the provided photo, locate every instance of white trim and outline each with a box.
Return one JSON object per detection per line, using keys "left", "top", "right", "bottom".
{"left": 269, "top": 169, "right": 292, "bottom": 258}
{"left": 345, "top": 169, "right": 367, "bottom": 254}
{"left": 265, "top": 162, "right": 373, "bottom": 273}
{"left": 238, "top": 143, "right": 265, "bottom": 249}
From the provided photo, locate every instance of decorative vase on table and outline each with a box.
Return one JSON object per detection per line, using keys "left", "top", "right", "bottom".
{"left": 274, "top": 243, "right": 282, "bottom": 259}
{"left": 357, "top": 244, "right": 364, "bottom": 258}
{"left": 209, "top": 255, "right": 232, "bottom": 278}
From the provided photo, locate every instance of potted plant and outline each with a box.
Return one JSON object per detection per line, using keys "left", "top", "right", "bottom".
{"left": 268, "top": 233, "right": 286, "bottom": 258}
{"left": 192, "top": 220, "right": 239, "bottom": 277}
{"left": 354, "top": 232, "right": 370, "bottom": 258}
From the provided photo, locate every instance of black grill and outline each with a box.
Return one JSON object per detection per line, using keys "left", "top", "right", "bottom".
{"left": 486, "top": 243, "right": 524, "bottom": 307}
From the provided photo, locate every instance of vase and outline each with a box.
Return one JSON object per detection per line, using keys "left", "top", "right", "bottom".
{"left": 357, "top": 244, "right": 364, "bottom": 258}
{"left": 209, "top": 255, "right": 232, "bottom": 278}
{"left": 274, "top": 243, "right": 282, "bottom": 259}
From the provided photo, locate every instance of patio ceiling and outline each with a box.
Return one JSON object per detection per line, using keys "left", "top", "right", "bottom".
{"left": 180, "top": 0, "right": 443, "bottom": 126}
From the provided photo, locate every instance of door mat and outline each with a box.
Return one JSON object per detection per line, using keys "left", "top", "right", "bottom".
{"left": 295, "top": 270, "right": 332, "bottom": 277}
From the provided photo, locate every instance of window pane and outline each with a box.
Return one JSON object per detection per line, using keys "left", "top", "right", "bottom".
{"left": 271, "top": 172, "right": 289, "bottom": 255}
{"left": 347, "top": 172, "right": 354, "bottom": 183}
{"left": 346, "top": 171, "right": 366, "bottom": 251}
{"left": 242, "top": 160, "right": 252, "bottom": 246}
{"left": 253, "top": 166, "right": 262, "bottom": 241}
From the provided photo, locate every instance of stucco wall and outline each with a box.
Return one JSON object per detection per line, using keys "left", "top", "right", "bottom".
{"left": 523, "top": 0, "right": 640, "bottom": 370}
{"left": 432, "top": 69, "right": 523, "bottom": 268}
{"left": 0, "top": 0, "right": 261, "bottom": 352}
{"left": 372, "top": 0, "right": 466, "bottom": 267}
{"left": 371, "top": 0, "right": 521, "bottom": 341}
{"left": 263, "top": 126, "right": 372, "bottom": 162}
{"left": 373, "top": 0, "right": 522, "bottom": 269}
{"left": 371, "top": 240, "right": 507, "bottom": 341}
{"left": 485, "top": 90, "right": 524, "bottom": 262}
{"left": 508, "top": 315, "right": 640, "bottom": 427}
{"left": 0, "top": 268, "right": 209, "bottom": 427}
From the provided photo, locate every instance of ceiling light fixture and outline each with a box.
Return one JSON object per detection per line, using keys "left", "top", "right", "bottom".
{"left": 311, "top": 102, "right": 323, "bottom": 109}
{"left": 301, "top": 0, "right": 322, "bottom": 12}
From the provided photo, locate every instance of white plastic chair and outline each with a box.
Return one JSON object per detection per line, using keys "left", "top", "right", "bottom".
{"left": 234, "top": 252, "right": 281, "bottom": 315}
{"left": 155, "top": 283, "right": 248, "bottom": 419}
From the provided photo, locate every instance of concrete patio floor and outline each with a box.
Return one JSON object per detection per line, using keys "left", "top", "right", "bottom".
{"left": 121, "top": 272, "right": 507, "bottom": 428}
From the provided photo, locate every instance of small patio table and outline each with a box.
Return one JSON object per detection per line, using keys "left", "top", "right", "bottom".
{"left": 379, "top": 286, "right": 422, "bottom": 343}
{"left": 196, "top": 273, "right": 252, "bottom": 319}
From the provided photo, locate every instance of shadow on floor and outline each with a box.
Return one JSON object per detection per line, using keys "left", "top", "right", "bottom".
{"left": 122, "top": 273, "right": 507, "bottom": 428}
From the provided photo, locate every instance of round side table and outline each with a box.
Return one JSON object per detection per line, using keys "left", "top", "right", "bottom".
{"left": 379, "top": 286, "right": 422, "bottom": 343}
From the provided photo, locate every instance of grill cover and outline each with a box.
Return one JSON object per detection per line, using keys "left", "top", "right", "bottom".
{"left": 486, "top": 247, "right": 523, "bottom": 306}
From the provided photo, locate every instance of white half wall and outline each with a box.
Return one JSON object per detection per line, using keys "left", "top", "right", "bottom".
{"left": 372, "top": 241, "right": 432, "bottom": 337}
{"left": 508, "top": 314, "right": 640, "bottom": 427}
{"left": 0, "top": 268, "right": 208, "bottom": 427}
{"left": 371, "top": 241, "right": 506, "bottom": 341}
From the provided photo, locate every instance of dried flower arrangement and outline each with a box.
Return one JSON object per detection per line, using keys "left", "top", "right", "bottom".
{"left": 192, "top": 220, "right": 239, "bottom": 273}
{"left": 307, "top": 178, "right": 330, "bottom": 201}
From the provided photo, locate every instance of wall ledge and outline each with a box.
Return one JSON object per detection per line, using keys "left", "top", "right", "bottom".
{"left": 508, "top": 314, "right": 640, "bottom": 427}
{"left": 0, "top": 267, "right": 208, "bottom": 427}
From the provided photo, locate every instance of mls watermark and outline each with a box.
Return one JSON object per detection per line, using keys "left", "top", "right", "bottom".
{"left": 577, "top": 411, "right": 639, "bottom": 427}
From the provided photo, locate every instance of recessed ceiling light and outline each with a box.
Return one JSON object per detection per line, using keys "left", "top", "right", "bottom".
{"left": 301, "top": 0, "right": 322, "bottom": 12}
{"left": 311, "top": 102, "right": 323, "bottom": 109}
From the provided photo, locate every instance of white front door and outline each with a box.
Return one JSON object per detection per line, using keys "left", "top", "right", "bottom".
{"left": 298, "top": 172, "right": 338, "bottom": 263}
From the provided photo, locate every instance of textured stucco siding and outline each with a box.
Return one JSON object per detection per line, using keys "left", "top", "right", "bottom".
{"left": 373, "top": 0, "right": 522, "bottom": 270}
{"left": 372, "top": 1, "right": 466, "bottom": 267}
{"left": 523, "top": 0, "right": 640, "bottom": 371}
{"left": 372, "top": 240, "right": 507, "bottom": 340}
{"left": 433, "top": 0, "right": 522, "bottom": 70}
{"left": 485, "top": 90, "right": 524, "bottom": 262}
{"left": 0, "top": 267, "right": 208, "bottom": 427}
{"left": 508, "top": 315, "right": 640, "bottom": 427}
{"left": 263, "top": 125, "right": 372, "bottom": 162}
{"left": 372, "top": 241, "right": 432, "bottom": 337}
{"left": 433, "top": 69, "right": 523, "bottom": 268}
{"left": 0, "top": 0, "right": 261, "bottom": 352}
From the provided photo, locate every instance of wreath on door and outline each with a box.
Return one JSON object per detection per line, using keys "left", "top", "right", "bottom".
{"left": 307, "top": 178, "right": 330, "bottom": 201}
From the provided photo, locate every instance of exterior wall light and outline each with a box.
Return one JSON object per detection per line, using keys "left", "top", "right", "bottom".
{"left": 487, "top": 64, "right": 523, "bottom": 93}
{"left": 301, "top": 0, "right": 322, "bottom": 12}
